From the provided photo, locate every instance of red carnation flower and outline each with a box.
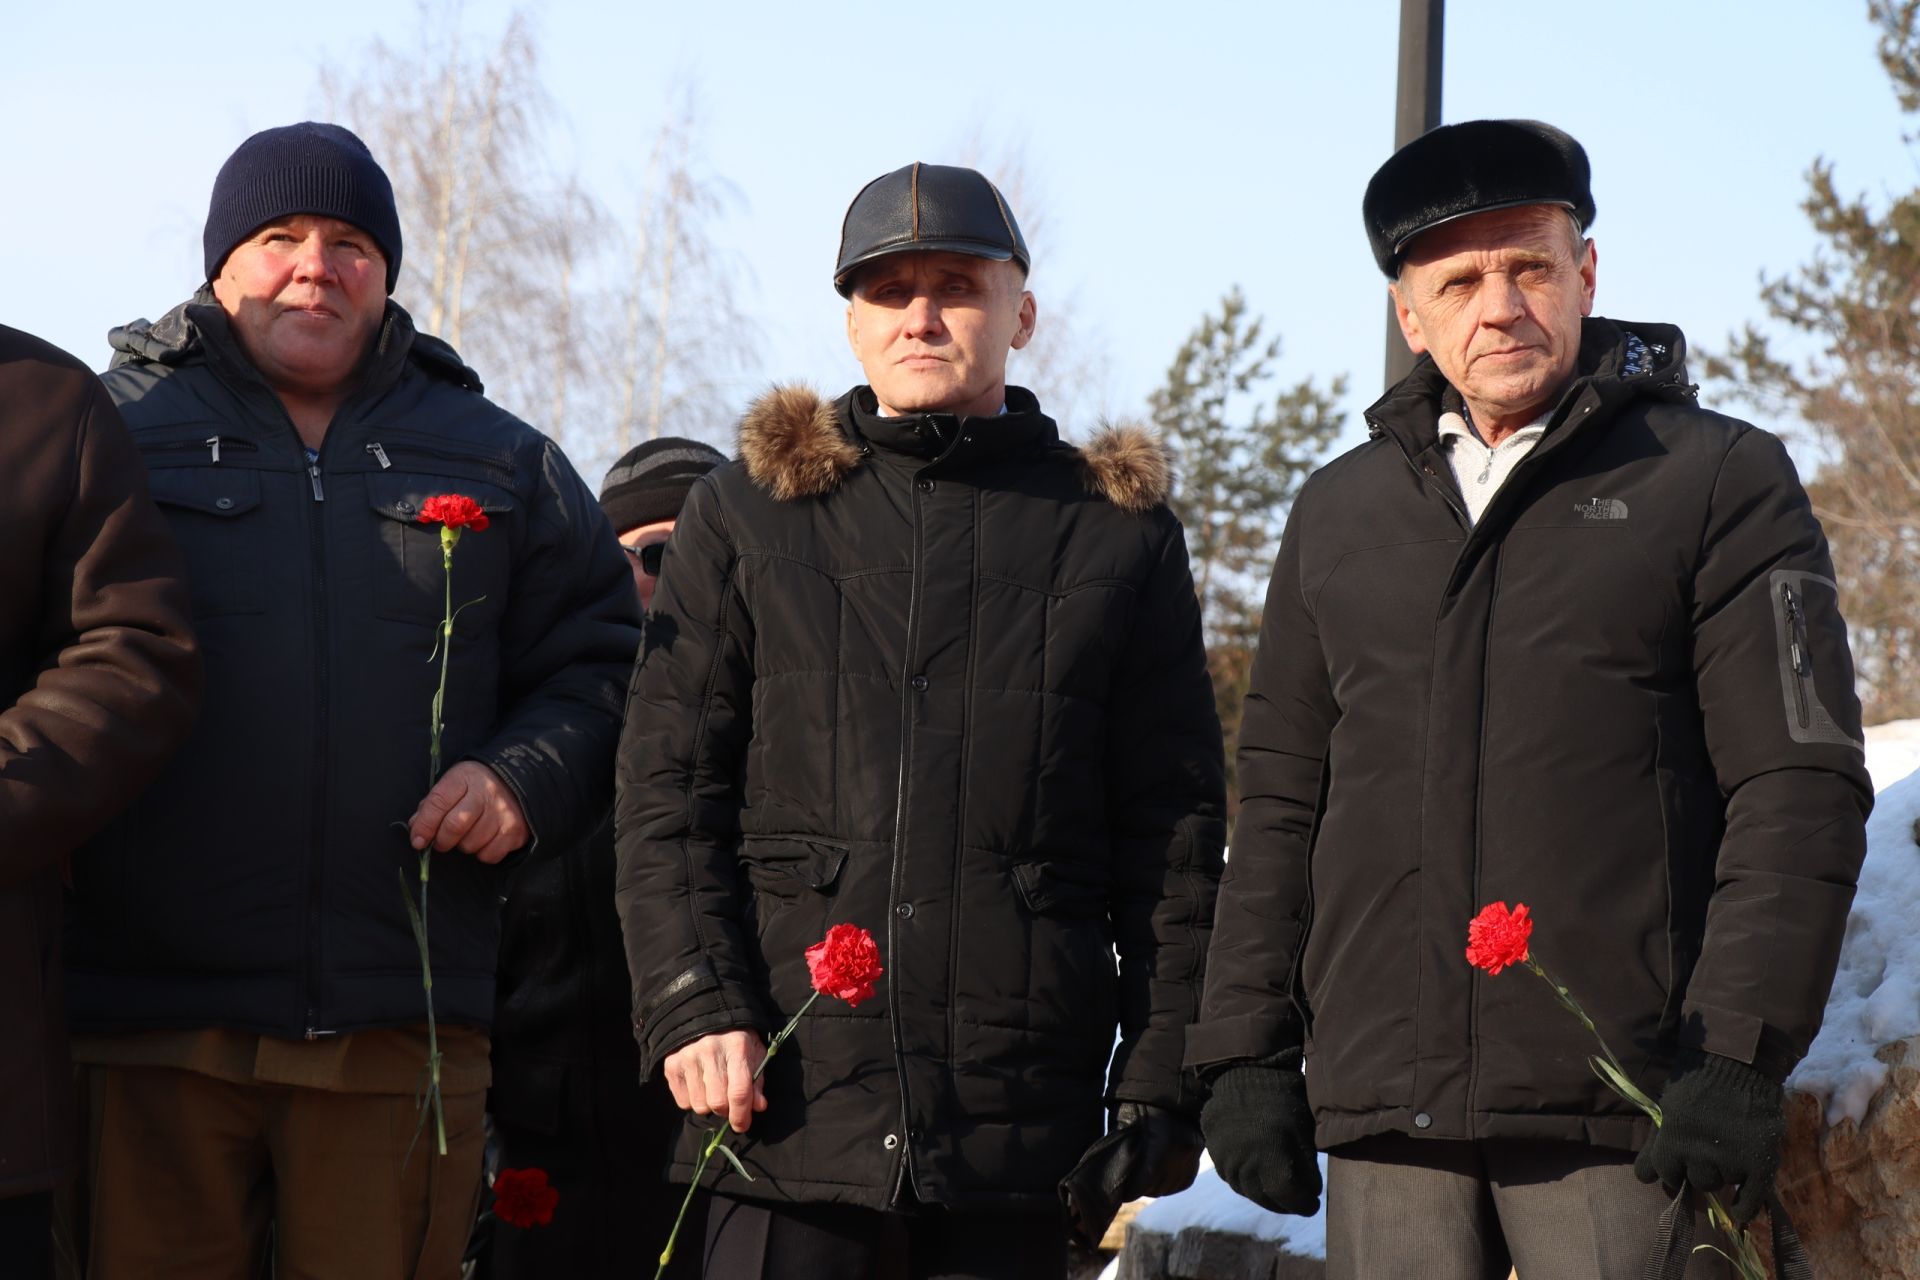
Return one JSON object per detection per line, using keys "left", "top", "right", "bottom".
{"left": 417, "top": 493, "right": 490, "bottom": 533}
{"left": 493, "top": 1166, "right": 559, "bottom": 1229}
{"left": 1465, "top": 901, "right": 1533, "bottom": 976}
{"left": 804, "top": 923, "right": 884, "bottom": 1008}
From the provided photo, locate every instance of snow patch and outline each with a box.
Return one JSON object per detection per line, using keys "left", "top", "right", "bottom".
{"left": 1787, "top": 719, "right": 1920, "bottom": 1126}
{"left": 1123, "top": 1152, "right": 1328, "bottom": 1260}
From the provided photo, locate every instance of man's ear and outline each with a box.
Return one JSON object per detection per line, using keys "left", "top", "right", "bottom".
{"left": 1389, "top": 282, "right": 1428, "bottom": 356}
{"left": 1578, "top": 240, "right": 1598, "bottom": 316}
{"left": 845, "top": 302, "right": 859, "bottom": 355}
{"left": 1010, "top": 290, "right": 1037, "bottom": 352}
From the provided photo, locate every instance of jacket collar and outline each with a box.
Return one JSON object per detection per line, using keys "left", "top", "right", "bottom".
{"left": 737, "top": 383, "right": 1173, "bottom": 513}
{"left": 847, "top": 384, "right": 1057, "bottom": 464}
{"left": 107, "top": 289, "right": 484, "bottom": 400}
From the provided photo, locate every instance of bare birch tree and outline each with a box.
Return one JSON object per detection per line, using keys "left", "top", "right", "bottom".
{"left": 954, "top": 133, "right": 1116, "bottom": 432}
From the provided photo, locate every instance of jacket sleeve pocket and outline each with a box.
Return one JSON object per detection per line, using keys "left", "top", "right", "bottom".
{"left": 1768, "top": 570, "right": 1863, "bottom": 749}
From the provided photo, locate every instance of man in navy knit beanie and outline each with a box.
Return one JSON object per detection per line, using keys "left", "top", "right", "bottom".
{"left": 64, "top": 122, "right": 641, "bottom": 1278}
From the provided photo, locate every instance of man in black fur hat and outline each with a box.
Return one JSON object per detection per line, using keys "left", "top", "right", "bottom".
{"left": 1190, "top": 119, "right": 1871, "bottom": 1278}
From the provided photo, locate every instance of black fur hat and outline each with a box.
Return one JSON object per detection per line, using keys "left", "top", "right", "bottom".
{"left": 1362, "top": 119, "right": 1594, "bottom": 277}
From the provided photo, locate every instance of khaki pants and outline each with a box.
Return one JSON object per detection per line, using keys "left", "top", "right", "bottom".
{"left": 72, "top": 1063, "right": 484, "bottom": 1280}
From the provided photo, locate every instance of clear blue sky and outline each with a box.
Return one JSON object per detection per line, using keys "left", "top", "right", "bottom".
{"left": 5, "top": 1, "right": 1909, "bottom": 467}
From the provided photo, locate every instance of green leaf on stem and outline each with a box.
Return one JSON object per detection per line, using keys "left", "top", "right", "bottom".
{"left": 1586, "top": 1054, "right": 1661, "bottom": 1118}
{"left": 714, "top": 1141, "right": 756, "bottom": 1183}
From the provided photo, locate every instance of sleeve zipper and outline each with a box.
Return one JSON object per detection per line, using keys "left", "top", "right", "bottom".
{"left": 1781, "top": 581, "right": 1810, "bottom": 727}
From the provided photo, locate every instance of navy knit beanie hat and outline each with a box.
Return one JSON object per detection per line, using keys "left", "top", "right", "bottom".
{"left": 203, "top": 122, "right": 403, "bottom": 293}
{"left": 600, "top": 438, "right": 728, "bottom": 533}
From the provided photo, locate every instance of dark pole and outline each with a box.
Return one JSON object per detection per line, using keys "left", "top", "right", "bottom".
{"left": 1383, "top": 0, "right": 1444, "bottom": 388}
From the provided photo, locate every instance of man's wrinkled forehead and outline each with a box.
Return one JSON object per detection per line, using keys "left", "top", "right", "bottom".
{"left": 1400, "top": 203, "right": 1582, "bottom": 271}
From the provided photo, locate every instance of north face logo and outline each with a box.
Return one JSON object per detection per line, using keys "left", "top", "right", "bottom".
{"left": 1574, "top": 498, "right": 1629, "bottom": 521}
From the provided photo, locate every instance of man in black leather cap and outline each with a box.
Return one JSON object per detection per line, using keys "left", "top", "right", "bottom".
{"left": 615, "top": 163, "right": 1226, "bottom": 1278}
{"left": 1191, "top": 119, "right": 1870, "bottom": 1279}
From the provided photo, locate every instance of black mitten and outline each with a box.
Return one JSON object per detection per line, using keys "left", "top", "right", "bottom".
{"left": 1633, "top": 1048, "right": 1786, "bottom": 1225}
{"left": 1199, "top": 1054, "right": 1320, "bottom": 1217}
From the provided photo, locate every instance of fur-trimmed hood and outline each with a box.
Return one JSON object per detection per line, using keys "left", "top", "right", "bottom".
{"left": 737, "top": 384, "right": 1171, "bottom": 513}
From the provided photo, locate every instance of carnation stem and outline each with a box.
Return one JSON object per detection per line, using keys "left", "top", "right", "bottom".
{"left": 410, "top": 531, "right": 458, "bottom": 1160}
{"left": 1521, "top": 957, "right": 1765, "bottom": 1280}
{"left": 655, "top": 990, "right": 822, "bottom": 1279}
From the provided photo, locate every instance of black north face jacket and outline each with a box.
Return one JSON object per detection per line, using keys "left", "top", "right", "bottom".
{"left": 1189, "top": 319, "right": 1872, "bottom": 1151}
{"left": 615, "top": 385, "right": 1226, "bottom": 1210}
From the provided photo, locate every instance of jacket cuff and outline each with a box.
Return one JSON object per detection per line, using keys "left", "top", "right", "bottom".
{"left": 1676, "top": 1000, "right": 1774, "bottom": 1076}
{"left": 461, "top": 746, "right": 547, "bottom": 856}
{"left": 1182, "top": 1012, "right": 1304, "bottom": 1072}
{"left": 633, "top": 960, "right": 773, "bottom": 1079}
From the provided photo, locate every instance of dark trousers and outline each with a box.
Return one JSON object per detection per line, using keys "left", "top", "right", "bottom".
{"left": 0, "top": 1191, "right": 54, "bottom": 1280}
{"left": 703, "top": 1195, "right": 1068, "bottom": 1280}
{"left": 1325, "top": 1133, "right": 1734, "bottom": 1280}
{"left": 486, "top": 1108, "right": 701, "bottom": 1280}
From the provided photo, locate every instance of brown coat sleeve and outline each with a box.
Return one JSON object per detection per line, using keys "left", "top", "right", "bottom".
{"left": 0, "top": 327, "right": 200, "bottom": 888}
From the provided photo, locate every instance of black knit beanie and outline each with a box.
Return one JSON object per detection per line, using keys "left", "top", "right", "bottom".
{"left": 203, "top": 122, "right": 404, "bottom": 293}
{"left": 600, "top": 438, "right": 728, "bottom": 533}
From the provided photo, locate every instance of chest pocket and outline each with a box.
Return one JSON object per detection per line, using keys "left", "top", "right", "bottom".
{"left": 365, "top": 472, "right": 518, "bottom": 637}
{"left": 145, "top": 464, "right": 267, "bottom": 617}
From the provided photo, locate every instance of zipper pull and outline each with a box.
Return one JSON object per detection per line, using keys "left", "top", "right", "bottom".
{"left": 206, "top": 435, "right": 222, "bottom": 464}
{"left": 367, "top": 442, "right": 392, "bottom": 470}
{"left": 309, "top": 463, "right": 326, "bottom": 502}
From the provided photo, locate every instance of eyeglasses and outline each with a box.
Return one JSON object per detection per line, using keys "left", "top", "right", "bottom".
{"left": 623, "top": 542, "right": 667, "bottom": 576}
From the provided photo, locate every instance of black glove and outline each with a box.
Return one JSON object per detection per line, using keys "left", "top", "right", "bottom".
{"left": 1633, "top": 1048, "right": 1785, "bottom": 1225}
{"left": 1059, "top": 1102, "right": 1205, "bottom": 1248}
{"left": 1199, "top": 1054, "right": 1320, "bottom": 1216}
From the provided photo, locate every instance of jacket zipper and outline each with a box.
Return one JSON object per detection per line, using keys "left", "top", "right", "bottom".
{"left": 1782, "top": 582, "right": 1811, "bottom": 729}
{"left": 364, "top": 430, "right": 516, "bottom": 477}
{"left": 884, "top": 466, "right": 929, "bottom": 1204}
{"left": 290, "top": 421, "right": 333, "bottom": 1039}
{"left": 140, "top": 436, "right": 261, "bottom": 463}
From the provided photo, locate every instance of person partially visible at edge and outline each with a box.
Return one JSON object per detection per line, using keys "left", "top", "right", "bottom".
{"left": 614, "top": 162, "right": 1226, "bottom": 1280}
{"left": 486, "top": 437, "right": 726, "bottom": 1280}
{"left": 0, "top": 327, "right": 200, "bottom": 1280}
{"left": 1189, "top": 118, "right": 1873, "bottom": 1280}
{"left": 59, "top": 122, "right": 642, "bottom": 1279}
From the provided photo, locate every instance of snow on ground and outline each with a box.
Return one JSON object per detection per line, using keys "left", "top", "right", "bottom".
{"left": 1096, "top": 1153, "right": 1330, "bottom": 1277}
{"left": 1106, "top": 720, "right": 1920, "bottom": 1269}
{"left": 1787, "top": 718, "right": 1920, "bottom": 1125}
{"left": 1864, "top": 717, "right": 1920, "bottom": 791}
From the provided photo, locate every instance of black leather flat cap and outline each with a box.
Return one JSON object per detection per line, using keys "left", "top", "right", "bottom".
{"left": 1362, "top": 119, "right": 1595, "bottom": 276}
{"left": 834, "top": 162, "right": 1030, "bottom": 296}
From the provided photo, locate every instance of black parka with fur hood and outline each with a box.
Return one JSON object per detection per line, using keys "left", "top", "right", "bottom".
{"left": 615, "top": 385, "right": 1226, "bottom": 1210}
{"left": 1189, "top": 319, "right": 1872, "bottom": 1151}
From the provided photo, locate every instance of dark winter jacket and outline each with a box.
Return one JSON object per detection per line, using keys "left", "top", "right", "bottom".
{"left": 1188, "top": 319, "right": 1872, "bottom": 1152}
{"left": 0, "top": 326, "right": 199, "bottom": 1194}
{"left": 492, "top": 811, "right": 645, "bottom": 1138}
{"left": 615, "top": 385, "right": 1226, "bottom": 1211}
{"left": 65, "top": 293, "right": 641, "bottom": 1038}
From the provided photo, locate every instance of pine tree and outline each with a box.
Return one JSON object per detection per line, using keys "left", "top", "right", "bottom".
{"left": 1707, "top": 0, "right": 1920, "bottom": 719}
{"left": 1149, "top": 287, "right": 1344, "bottom": 809}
